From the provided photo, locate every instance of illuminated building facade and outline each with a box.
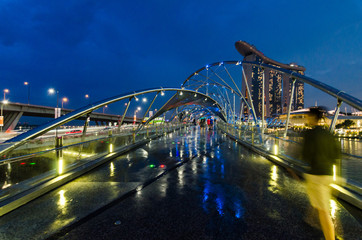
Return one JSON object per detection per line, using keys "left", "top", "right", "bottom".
{"left": 237, "top": 41, "right": 305, "bottom": 119}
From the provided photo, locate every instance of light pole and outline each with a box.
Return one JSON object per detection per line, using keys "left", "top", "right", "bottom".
{"left": 24, "top": 82, "right": 30, "bottom": 104}
{"left": 0, "top": 100, "right": 9, "bottom": 132}
{"left": 3, "top": 89, "right": 9, "bottom": 101}
{"left": 134, "top": 107, "right": 141, "bottom": 125}
{"left": 61, "top": 97, "right": 68, "bottom": 108}
{"left": 103, "top": 105, "right": 108, "bottom": 114}
{"left": 85, "top": 94, "right": 90, "bottom": 104}
{"left": 48, "top": 88, "right": 59, "bottom": 108}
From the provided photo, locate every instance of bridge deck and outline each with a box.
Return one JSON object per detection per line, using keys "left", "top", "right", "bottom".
{"left": 0, "top": 127, "right": 361, "bottom": 239}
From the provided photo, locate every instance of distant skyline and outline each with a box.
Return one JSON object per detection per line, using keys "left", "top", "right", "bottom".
{"left": 1, "top": 0, "right": 361, "bottom": 114}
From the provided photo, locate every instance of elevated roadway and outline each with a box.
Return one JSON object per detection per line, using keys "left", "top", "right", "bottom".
{"left": 1, "top": 102, "right": 136, "bottom": 131}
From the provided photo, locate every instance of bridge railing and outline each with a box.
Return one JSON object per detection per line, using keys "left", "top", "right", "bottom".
{"left": 0, "top": 123, "right": 185, "bottom": 204}
{"left": 218, "top": 121, "right": 361, "bottom": 194}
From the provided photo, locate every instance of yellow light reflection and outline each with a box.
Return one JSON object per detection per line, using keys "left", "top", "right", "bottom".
{"left": 330, "top": 199, "right": 338, "bottom": 219}
{"left": 109, "top": 143, "right": 113, "bottom": 153}
{"left": 274, "top": 144, "right": 278, "bottom": 155}
{"left": 110, "top": 162, "right": 115, "bottom": 177}
{"left": 333, "top": 165, "right": 336, "bottom": 181}
{"left": 271, "top": 165, "right": 278, "bottom": 182}
{"left": 63, "top": 150, "right": 92, "bottom": 158}
{"left": 58, "top": 157, "right": 64, "bottom": 175}
{"left": 58, "top": 190, "right": 66, "bottom": 208}
{"left": 268, "top": 165, "right": 279, "bottom": 193}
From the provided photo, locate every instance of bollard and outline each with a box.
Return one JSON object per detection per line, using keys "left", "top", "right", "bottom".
{"left": 55, "top": 136, "right": 63, "bottom": 175}
{"left": 55, "top": 136, "right": 63, "bottom": 158}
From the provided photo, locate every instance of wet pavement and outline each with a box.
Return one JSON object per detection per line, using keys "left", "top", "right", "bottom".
{"left": 0, "top": 127, "right": 361, "bottom": 239}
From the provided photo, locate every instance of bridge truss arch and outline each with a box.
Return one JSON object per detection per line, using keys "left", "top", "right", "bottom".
{"left": 0, "top": 88, "right": 226, "bottom": 157}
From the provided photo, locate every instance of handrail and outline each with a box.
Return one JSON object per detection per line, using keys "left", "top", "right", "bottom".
{"left": 0, "top": 124, "right": 169, "bottom": 165}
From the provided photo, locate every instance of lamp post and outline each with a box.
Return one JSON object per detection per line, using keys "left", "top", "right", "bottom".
{"left": 134, "top": 107, "right": 141, "bottom": 125}
{"left": 3, "top": 89, "right": 9, "bottom": 101}
{"left": 48, "top": 88, "right": 59, "bottom": 108}
{"left": 103, "top": 105, "right": 108, "bottom": 114}
{"left": 61, "top": 97, "right": 68, "bottom": 108}
{"left": 85, "top": 94, "right": 90, "bottom": 104}
{"left": 24, "top": 82, "right": 30, "bottom": 104}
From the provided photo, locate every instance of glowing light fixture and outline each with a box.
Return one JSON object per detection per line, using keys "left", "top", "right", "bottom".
{"left": 48, "top": 88, "right": 55, "bottom": 94}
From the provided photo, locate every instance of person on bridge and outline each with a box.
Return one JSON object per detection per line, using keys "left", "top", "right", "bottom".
{"left": 301, "top": 107, "right": 341, "bottom": 240}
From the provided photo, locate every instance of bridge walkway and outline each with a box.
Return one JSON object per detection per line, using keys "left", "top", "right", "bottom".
{"left": 0, "top": 127, "right": 361, "bottom": 239}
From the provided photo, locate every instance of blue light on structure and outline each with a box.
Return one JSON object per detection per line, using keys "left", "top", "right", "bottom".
{"left": 216, "top": 196, "right": 224, "bottom": 216}
{"left": 234, "top": 201, "right": 244, "bottom": 219}
{"left": 206, "top": 65, "right": 209, "bottom": 69}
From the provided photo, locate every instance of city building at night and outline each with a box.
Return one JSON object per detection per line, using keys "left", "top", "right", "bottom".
{"left": 237, "top": 41, "right": 306, "bottom": 118}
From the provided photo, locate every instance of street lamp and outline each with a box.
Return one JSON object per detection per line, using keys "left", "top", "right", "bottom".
{"left": 61, "top": 97, "right": 68, "bottom": 108}
{"left": 3, "top": 89, "right": 9, "bottom": 101}
{"left": 48, "top": 88, "right": 59, "bottom": 108}
{"left": 24, "top": 82, "right": 30, "bottom": 104}
{"left": 103, "top": 105, "right": 108, "bottom": 114}
{"left": 142, "top": 97, "right": 147, "bottom": 103}
{"left": 134, "top": 107, "right": 141, "bottom": 125}
{"left": 85, "top": 94, "right": 90, "bottom": 103}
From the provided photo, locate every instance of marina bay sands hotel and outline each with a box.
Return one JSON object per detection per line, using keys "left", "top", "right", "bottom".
{"left": 236, "top": 41, "right": 305, "bottom": 118}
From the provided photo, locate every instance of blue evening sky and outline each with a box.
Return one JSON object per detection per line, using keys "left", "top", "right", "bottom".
{"left": 1, "top": 0, "right": 361, "bottom": 113}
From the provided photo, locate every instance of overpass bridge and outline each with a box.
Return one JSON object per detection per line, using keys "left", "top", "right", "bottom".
{"left": 0, "top": 102, "right": 138, "bottom": 131}
{"left": 0, "top": 41, "right": 361, "bottom": 239}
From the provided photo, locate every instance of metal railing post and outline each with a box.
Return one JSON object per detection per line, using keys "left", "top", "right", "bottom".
{"left": 284, "top": 78, "right": 296, "bottom": 137}
{"left": 330, "top": 99, "right": 343, "bottom": 133}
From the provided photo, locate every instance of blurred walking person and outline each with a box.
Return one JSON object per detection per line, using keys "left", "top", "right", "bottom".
{"left": 302, "top": 107, "right": 341, "bottom": 240}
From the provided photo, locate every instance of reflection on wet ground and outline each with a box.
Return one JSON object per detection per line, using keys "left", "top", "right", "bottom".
{"left": 0, "top": 127, "right": 361, "bottom": 240}
{"left": 58, "top": 127, "right": 361, "bottom": 240}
